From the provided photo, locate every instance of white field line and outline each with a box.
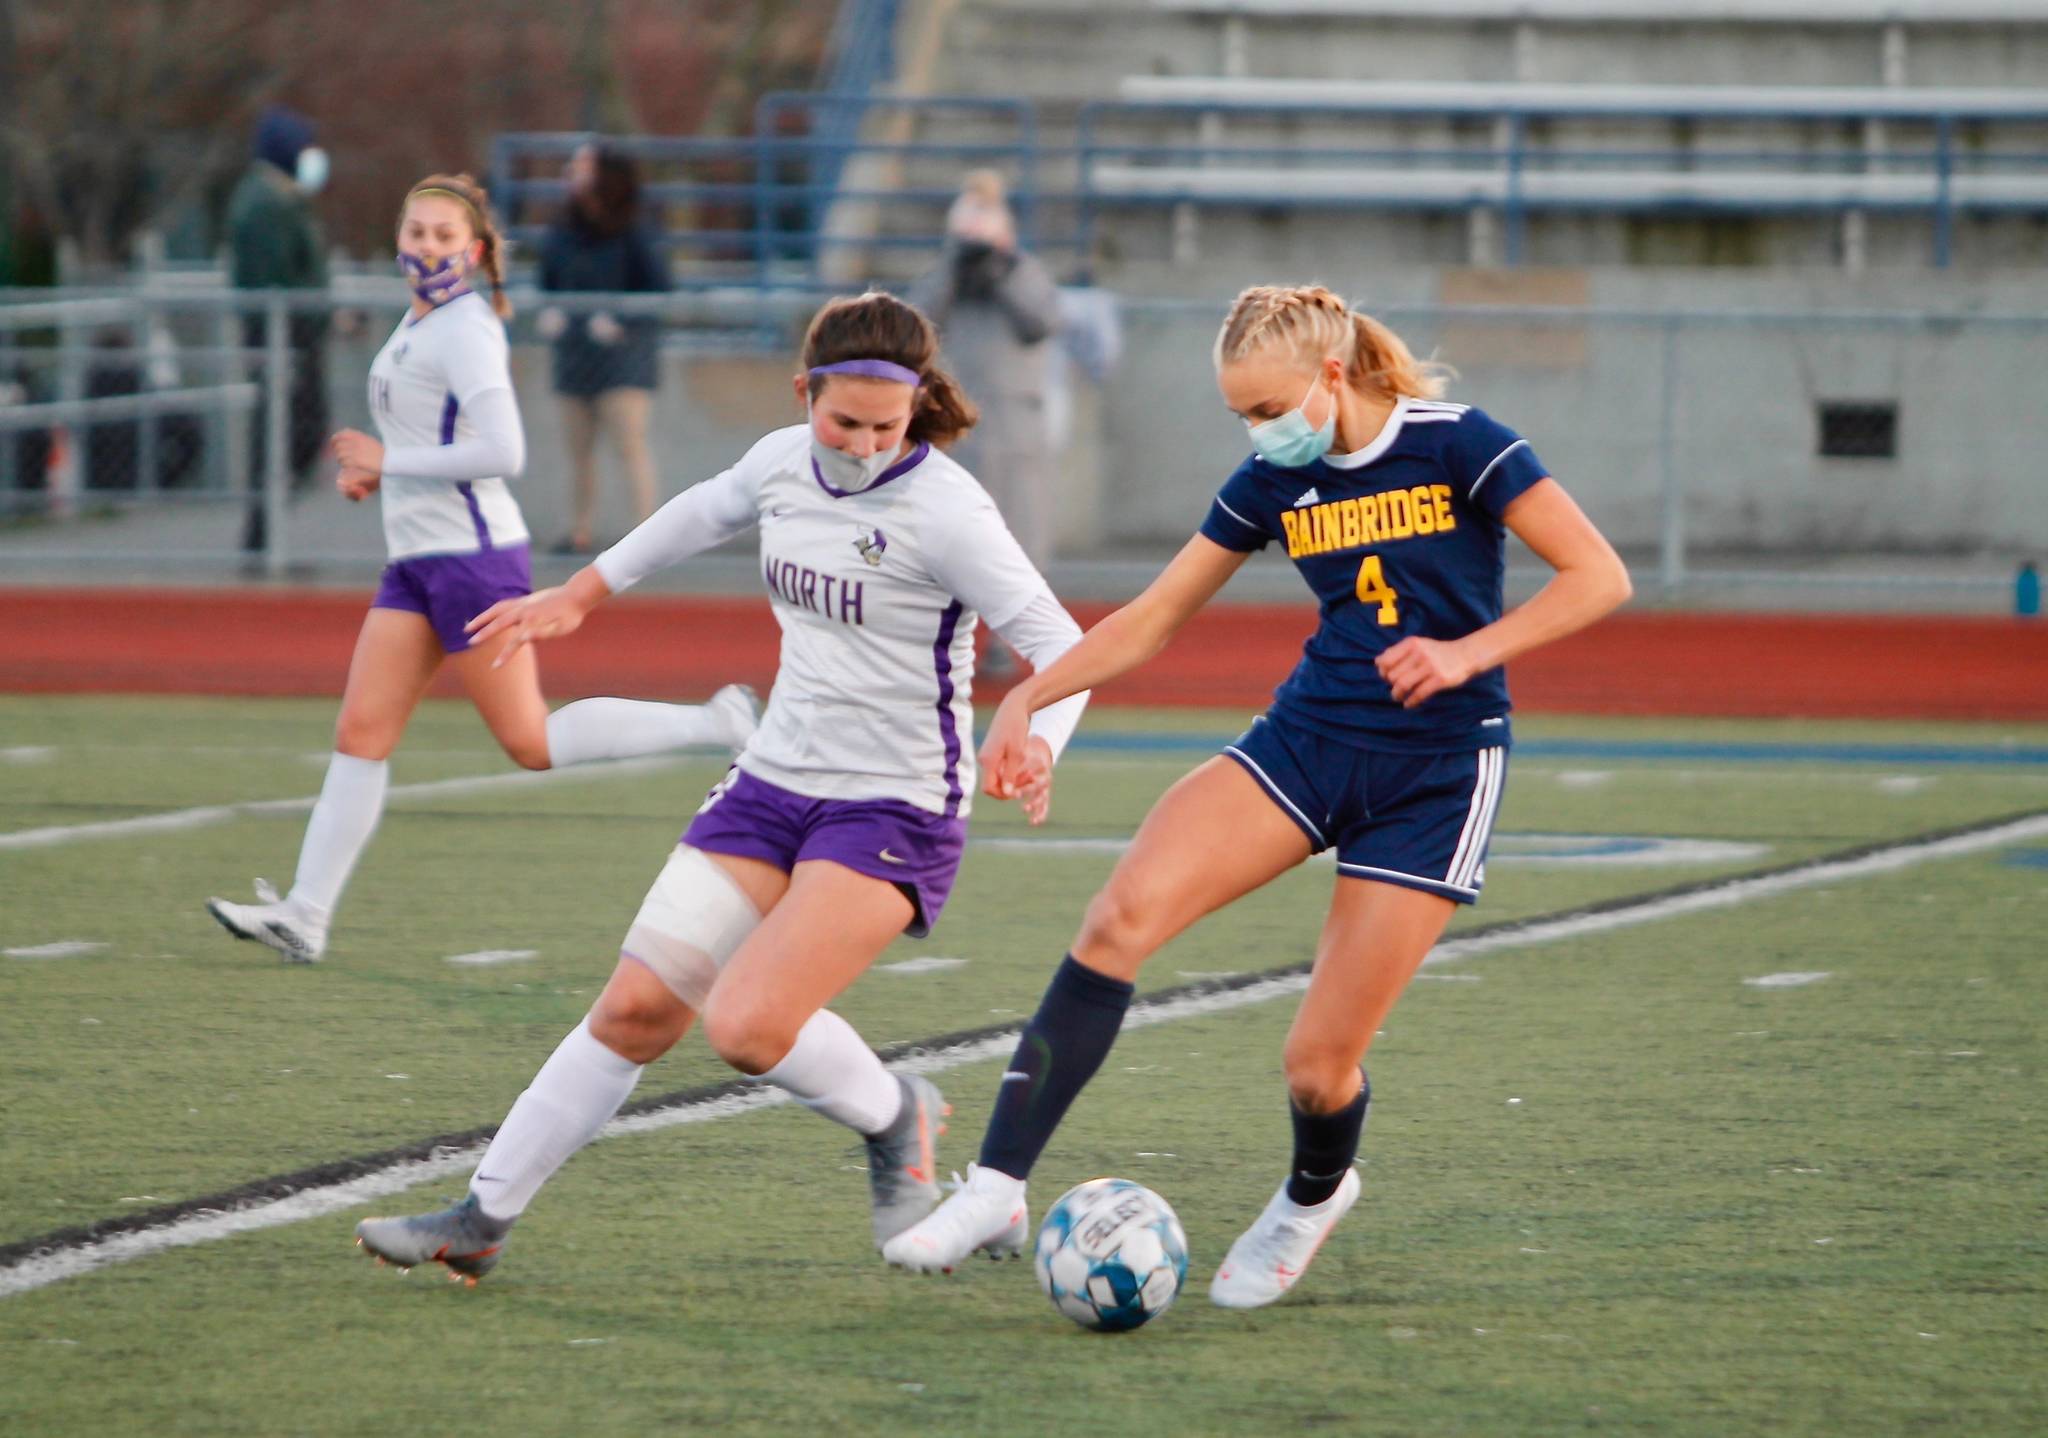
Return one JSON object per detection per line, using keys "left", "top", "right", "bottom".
{"left": 0, "top": 756, "right": 689, "bottom": 852}
{"left": 4, "top": 809, "right": 2043, "bottom": 1299}
{"left": 4, "top": 941, "right": 107, "bottom": 960}
{"left": 972, "top": 833, "right": 1772, "bottom": 867}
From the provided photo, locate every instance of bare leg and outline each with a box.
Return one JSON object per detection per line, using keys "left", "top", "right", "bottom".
{"left": 448, "top": 637, "right": 551, "bottom": 770}
{"left": 1073, "top": 755, "right": 1315, "bottom": 979}
{"left": 1285, "top": 878, "right": 1456, "bottom": 1112}
{"left": 700, "top": 859, "right": 913, "bottom": 1077}
{"left": 559, "top": 394, "right": 600, "bottom": 550}
{"left": 289, "top": 607, "right": 442, "bottom": 915}
{"left": 331, "top": 607, "right": 445, "bottom": 761}
{"left": 599, "top": 387, "right": 657, "bottom": 525}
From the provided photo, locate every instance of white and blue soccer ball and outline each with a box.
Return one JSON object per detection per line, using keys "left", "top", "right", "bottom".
{"left": 1034, "top": 1178, "right": 1189, "bottom": 1332}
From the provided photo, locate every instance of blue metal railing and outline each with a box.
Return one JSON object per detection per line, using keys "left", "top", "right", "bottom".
{"left": 490, "top": 91, "right": 2048, "bottom": 284}
{"left": 1074, "top": 95, "right": 2048, "bottom": 268}
{"left": 807, "top": 0, "right": 905, "bottom": 241}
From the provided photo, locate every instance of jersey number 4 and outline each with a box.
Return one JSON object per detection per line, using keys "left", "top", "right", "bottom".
{"left": 1354, "top": 554, "right": 1400, "bottom": 624}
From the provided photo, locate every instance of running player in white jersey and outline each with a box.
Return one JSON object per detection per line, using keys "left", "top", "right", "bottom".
{"left": 206, "top": 173, "right": 754, "bottom": 963}
{"left": 352, "top": 291, "right": 1090, "bottom": 1282}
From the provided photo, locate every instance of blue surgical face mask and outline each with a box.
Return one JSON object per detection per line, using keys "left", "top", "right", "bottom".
{"left": 809, "top": 426, "right": 901, "bottom": 493}
{"left": 1245, "top": 373, "right": 1337, "bottom": 468}
{"left": 294, "top": 147, "right": 330, "bottom": 196}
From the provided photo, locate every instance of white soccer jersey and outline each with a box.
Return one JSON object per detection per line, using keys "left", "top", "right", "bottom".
{"left": 595, "top": 425, "right": 1085, "bottom": 817}
{"left": 366, "top": 291, "right": 530, "bottom": 560}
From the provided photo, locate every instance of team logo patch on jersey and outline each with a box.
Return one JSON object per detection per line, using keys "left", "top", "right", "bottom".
{"left": 852, "top": 527, "right": 889, "bottom": 567}
{"left": 1293, "top": 487, "right": 1321, "bottom": 508}
{"left": 392, "top": 342, "right": 409, "bottom": 366}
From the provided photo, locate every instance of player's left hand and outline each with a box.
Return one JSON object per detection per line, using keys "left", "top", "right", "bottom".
{"left": 978, "top": 689, "right": 1035, "bottom": 802}
{"left": 587, "top": 312, "right": 625, "bottom": 346}
{"left": 1006, "top": 736, "right": 1056, "bottom": 826}
{"left": 330, "top": 428, "right": 384, "bottom": 478}
{"left": 466, "top": 586, "right": 590, "bottom": 668}
{"left": 1376, "top": 635, "right": 1478, "bottom": 708}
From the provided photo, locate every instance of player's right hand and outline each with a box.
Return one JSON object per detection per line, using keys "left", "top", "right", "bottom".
{"left": 977, "top": 689, "right": 1035, "bottom": 802}
{"left": 467, "top": 587, "right": 589, "bottom": 668}
{"left": 336, "top": 467, "right": 380, "bottom": 502}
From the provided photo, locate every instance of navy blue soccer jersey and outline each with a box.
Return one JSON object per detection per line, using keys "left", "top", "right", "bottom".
{"left": 1198, "top": 397, "right": 1549, "bottom": 753}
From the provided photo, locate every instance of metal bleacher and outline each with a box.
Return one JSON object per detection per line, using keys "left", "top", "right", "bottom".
{"left": 477, "top": 0, "right": 2048, "bottom": 283}
{"left": 1083, "top": 79, "right": 2048, "bottom": 266}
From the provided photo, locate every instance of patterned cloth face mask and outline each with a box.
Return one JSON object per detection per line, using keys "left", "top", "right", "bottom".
{"left": 396, "top": 250, "right": 473, "bottom": 308}
{"left": 1245, "top": 372, "right": 1338, "bottom": 468}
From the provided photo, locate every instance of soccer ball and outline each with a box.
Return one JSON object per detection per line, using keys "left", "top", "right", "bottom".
{"left": 1034, "top": 1178, "right": 1189, "bottom": 1332}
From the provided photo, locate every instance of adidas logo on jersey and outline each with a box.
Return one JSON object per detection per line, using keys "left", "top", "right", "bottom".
{"left": 1292, "top": 487, "right": 1321, "bottom": 508}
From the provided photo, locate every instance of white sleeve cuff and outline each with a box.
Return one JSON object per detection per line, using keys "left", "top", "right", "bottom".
{"left": 992, "top": 589, "right": 1090, "bottom": 763}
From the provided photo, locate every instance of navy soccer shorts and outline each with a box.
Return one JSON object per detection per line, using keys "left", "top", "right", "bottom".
{"left": 1224, "top": 711, "right": 1508, "bottom": 904}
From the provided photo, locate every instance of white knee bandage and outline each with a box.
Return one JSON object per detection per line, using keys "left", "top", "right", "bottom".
{"left": 621, "top": 846, "right": 762, "bottom": 1009}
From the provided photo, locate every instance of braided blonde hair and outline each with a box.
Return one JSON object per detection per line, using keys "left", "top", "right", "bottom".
{"left": 1213, "top": 284, "right": 1451, "bottom": 400}
{"left": 399, "top": 172, "right": 513, "bottom": 319}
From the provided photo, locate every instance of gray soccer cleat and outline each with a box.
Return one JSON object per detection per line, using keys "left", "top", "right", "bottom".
{"left": 205, "top": 879, "right": 328, "bottom": 964}
{"left": 354, "top": 1193, "right": 511, "bottom": 1286}
{"left": 864, "top": 1073, "right": 950, "bottom": 1249}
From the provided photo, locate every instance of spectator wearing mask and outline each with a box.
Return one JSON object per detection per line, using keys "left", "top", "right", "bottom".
{"left": 226, "top": 103, "right": 332, "bottom": 555}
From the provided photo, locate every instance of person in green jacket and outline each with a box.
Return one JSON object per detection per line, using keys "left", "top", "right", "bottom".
{"left": 226, "top": 104, "right": 332, "bottom": 554}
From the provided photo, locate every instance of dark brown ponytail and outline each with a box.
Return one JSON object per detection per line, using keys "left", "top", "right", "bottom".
{"left": 400, "top": 172, "right": 513, "bottom": 319}
{"left": 801, "top": 291, "right": 979, "bottom": 447}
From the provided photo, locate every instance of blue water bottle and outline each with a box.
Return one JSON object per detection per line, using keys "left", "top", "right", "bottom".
{"left": 2019, "top": 561, "right": 2042, "bottom": 618}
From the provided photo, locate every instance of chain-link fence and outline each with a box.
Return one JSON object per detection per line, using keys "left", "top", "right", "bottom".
{"left": 2, "top": 283, "right": 2041, "bottom": 609}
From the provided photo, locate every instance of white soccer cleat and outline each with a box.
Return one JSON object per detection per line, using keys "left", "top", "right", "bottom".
{"left": 205, "top": 879, "right": 329, "bottom": 964}
{"left": 705, "top": 684, "right": 761, "bottom": 752}
{"left": 881, "top": 1163, "right": 1029, "bottom": 1272}
{"left": 1208, "top": 1167, "right": 1361, "bottom": 1310}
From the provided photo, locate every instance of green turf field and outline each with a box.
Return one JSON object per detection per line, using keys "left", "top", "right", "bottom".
{"left": 2, "top": 696, "right": 2045, "bottom": 1435}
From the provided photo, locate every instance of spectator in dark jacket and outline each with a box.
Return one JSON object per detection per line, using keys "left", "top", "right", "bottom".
{"left": 227, "top": 104, "right": 332, "bottom": 553}
{"left": 536, "top": 144, "right": 671, "bottom": 553}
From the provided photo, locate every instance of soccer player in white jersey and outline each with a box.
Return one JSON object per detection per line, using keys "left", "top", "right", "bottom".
{"left": 206, "top": 174, "right": 754, "bottom": 963}
{"left": 352, "top": 291, "right": 1091, "bottom": 1281}
{"left": 886, "top": 285, "right": 1631, "bottom": 1308}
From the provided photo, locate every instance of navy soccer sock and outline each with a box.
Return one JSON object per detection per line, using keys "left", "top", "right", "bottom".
{"left": 978, "top": 954, "right": 1135, "bottom": 1181}
{"left": 1286, "top": 1072, "right": 1371, "bottom": 1207}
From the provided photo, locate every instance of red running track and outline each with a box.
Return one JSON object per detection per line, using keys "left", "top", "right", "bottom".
{"left": 1, "top": 588, "right": 2043, "bottom": 721}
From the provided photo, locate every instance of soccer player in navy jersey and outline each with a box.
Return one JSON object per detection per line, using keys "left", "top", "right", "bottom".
{"left": 886, "top": 284, "right": 1631, "bottom": 1307}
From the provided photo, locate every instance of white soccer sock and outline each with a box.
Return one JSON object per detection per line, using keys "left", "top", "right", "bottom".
{"left": 470, "top": 1019, "right": 643, "bottom": 1222}
{"left": 286, "top": 752, "right": 388, "bottom": 918}
{"left": 544, "top": 697, "right": 730, "bottom": 768}
{"left": 756, "top": 1009, "right": 904, "bottom": 1137}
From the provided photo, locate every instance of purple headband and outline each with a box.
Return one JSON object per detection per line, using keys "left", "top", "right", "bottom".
{"left": 809, "top": 359, "right": 922, "bottom": 386}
